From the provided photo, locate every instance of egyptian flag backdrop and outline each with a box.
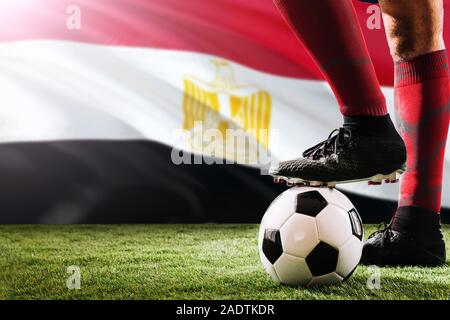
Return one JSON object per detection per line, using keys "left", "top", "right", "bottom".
{"left": 0, "top": 0, "right": 448, "bottom": 223}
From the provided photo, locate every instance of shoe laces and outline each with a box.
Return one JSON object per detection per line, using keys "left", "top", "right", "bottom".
{"left": 302, "top": 127, "right": 353, "bottom": 160}
{"left": 368, "top": 222, "right": 395, "bottom": 245}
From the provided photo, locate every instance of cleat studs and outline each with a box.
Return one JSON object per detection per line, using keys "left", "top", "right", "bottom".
{"left": 310, "top": 181, "right": 321, "bottom": 187}
{"left": 368, "top": 181, "right": 382, "bottom": 186}
{"left": 286, "top": 181, "right": 294, "bottom": 187}
{"left": 327, "top": 182, "right": 337, "bottom": 188}
{"left": 390, "top": 179, "right": 399, "bottom": 183}
{"left": 384, "top": 172, "right": 396, "bottom": 182}
{"left": 370, "top": 174, "right": 383, "bottom": 184}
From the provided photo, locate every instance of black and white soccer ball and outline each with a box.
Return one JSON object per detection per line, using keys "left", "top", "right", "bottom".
{"left": 258, "top": 186, "right": 363, "bottom": 287}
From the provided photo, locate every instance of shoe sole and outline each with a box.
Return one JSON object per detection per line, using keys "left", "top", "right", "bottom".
{"left": 361, "top": 240, "right": 446, "bottom": 267}
{"left": 271, "top": 168, "right": 404, "bottom": 188}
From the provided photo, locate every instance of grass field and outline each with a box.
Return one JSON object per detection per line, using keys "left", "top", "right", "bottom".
{"left": 0, "top": 224, "right": 449, "bottom": 300}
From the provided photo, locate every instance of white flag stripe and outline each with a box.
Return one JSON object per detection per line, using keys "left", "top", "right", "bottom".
{"left": 0, "top": 40, "right": 449, "bottom": 207}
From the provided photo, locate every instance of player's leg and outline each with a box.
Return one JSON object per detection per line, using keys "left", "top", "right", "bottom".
{"left": 270, "top": 0, "right": 406, "bottom": 186}
{"left": 362, "top": 0, "right": 448, "bottom": 266}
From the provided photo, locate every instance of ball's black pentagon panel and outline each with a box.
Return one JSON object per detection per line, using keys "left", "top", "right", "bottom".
{"left": 348, "top": 208, "right": 363, "bottom": 240}
{"left": 262, "top": 229, "right": 283, "bottom": 264}
{"left": 295, "top": 191, "right": 328, "bottom": 217}
{"left": 306, "top": 241, "right": 339, "bottom": 276}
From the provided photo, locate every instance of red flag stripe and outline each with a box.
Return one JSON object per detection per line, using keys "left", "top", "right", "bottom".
{"left": 2, "top": 1, "right": 450, "bottom": 85}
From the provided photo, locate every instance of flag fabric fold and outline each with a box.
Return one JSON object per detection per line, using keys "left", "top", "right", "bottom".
{"left": 0, "top": 0, "right": 448, "bottom": 222}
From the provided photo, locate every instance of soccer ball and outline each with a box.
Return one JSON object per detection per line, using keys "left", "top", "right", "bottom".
{"left": 258, "top": 186, "right": 363, "bottom": 287}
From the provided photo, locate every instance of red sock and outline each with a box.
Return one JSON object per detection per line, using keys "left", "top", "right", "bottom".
{"left": 395, "top": 50, "right": 450, "bottom": 213}
{"left": 273, "top": 0, "right": 387, "bottom": 116}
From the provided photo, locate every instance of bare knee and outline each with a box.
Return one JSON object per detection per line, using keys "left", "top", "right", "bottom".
{"left": 379, "top": 0, "right": 445, "bottom": 61}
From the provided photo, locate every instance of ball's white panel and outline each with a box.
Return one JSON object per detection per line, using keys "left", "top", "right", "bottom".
{"left": 336, "top": 235, "right": 363, "bottom": 278}
{"left": 307, "top": 272, "right": 343, "bottom": 287}
{"left": 259, "top": 249, "right": 280, "bottom": 283}
{"left": 316, "top": 205, "right": 352, "bottom": 248}
{"left": 273, "top": 253, "right": 313, "bottom": 286}
{"left": 260, "top": 188, "right": 299, "bottom": 231}
{"left": 280, "top": 214, "right": 319, "bottom": 258}
{"left": 316, "top": 187, "right": 355, "bottom": 211}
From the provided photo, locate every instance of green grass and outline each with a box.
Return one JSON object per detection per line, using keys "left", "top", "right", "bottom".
{"left": 0, "top": 224, "right": 449, "bottom": 300}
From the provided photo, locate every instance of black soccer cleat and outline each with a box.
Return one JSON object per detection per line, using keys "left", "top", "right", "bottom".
{"left": 360, "top": 224, "right": 446, "bottom": 267}
{"left": 361, "top": 206, "right": 446, "bottom": 267}
{"left": 270, "top": 115, "right": 406, "bottom": 187}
